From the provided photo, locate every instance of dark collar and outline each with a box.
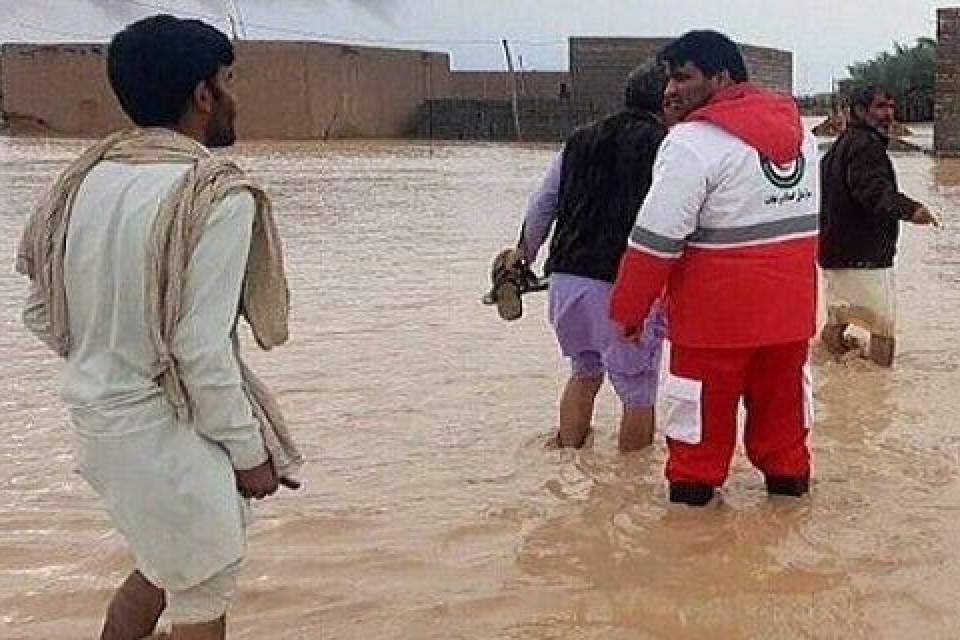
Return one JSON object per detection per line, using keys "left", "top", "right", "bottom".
{"left": 849, "top": 121, "right": 890, "bottom": 146}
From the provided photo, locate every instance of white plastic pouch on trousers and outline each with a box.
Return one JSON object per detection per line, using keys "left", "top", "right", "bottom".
{"left": 662, "top": 373, "right": 703, "bottom": 444}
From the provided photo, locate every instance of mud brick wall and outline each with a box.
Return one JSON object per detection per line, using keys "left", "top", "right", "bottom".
{"left": 936, "top": 8, "right": 960, "bottom": 155}
{"left": 569, "top": 37, "right": 793, "bottom": 123}
{"left": 444, "top": 71, "right": 570, "bottom": 102}
{"left": 419, "top": 98, "right": 575, "bottom": 142}
{"left": 0, "top": 41, "right": 451, "bottom": 139}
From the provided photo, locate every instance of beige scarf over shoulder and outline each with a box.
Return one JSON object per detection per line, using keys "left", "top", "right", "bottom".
{"left": 16, "top": 128, "right": 302, "bottom": 478}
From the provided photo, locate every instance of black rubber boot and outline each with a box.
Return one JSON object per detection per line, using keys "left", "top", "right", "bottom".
{"left": 669, "top": 481, "right": 715, "bottom": 506}
{"left": 765, "top": 474, "right": 810, "bottom": 497}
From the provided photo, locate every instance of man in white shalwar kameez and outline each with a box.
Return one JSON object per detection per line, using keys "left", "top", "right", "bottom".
{"left": 17, "top": 15, "right": 299, "bottom": 640}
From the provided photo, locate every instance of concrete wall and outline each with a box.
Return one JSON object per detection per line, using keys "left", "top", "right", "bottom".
{"left": 444, "top": 71, "right": 570, "bottom": 101}
{"left": 0, "top": 40, "right": 451, "bottom": 139}
{"left": 569, "top": 37, "right": 794, "bottom": 122}
{"left": 936, "top": 8, "right": 960, "bottom": 155}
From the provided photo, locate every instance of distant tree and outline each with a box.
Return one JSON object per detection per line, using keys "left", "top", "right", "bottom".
{"left": 845, "top": 38, "right": 935, "bottom": 122}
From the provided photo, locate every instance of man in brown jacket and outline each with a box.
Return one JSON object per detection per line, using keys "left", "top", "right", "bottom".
{"left": 819, "top": 85, "right": 938, "bottom": 366}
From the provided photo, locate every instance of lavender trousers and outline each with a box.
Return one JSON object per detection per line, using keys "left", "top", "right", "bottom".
{"left": 548, "top": 273, "right": 665, "bottom": 408}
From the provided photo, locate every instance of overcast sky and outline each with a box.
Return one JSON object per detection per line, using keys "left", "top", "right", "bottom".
{"left": 0, "top": 0, "right": 951, "bottom": 93}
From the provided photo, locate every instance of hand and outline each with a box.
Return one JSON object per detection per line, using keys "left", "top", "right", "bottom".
{"left": 909, "top": 205, "right": 939, "bottom": 227}
{"left": 505, "top": 247, "right": 525, "bottom": 270}
{"left": 615, "top": 323, "right": 641, "bottom": 344}
{"left": 235, "top": 458, "right": 279, "bottom": 499}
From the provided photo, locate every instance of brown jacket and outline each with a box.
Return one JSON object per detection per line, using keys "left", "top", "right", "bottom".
{"left": 819, "top": 123, "right": 919, "bottom": 268}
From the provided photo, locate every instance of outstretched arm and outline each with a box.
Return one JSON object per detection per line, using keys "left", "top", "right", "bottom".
{"left": 846, "top": 142, "right": 921, "bottom": 223}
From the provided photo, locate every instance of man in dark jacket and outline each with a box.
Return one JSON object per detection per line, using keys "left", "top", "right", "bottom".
{"left": 506, "top": 63, "right": 668, "bottom": 452}
{"left": 819, "top": 85, "right": 937, "bottom": 366}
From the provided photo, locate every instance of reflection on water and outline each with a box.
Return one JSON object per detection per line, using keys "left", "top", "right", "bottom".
{"left": 2, "top": 136, "right": 960, "bottom": 638}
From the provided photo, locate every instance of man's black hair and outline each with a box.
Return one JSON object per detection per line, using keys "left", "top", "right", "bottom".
{"left": 657, "top": 30, "right": 748, "bottom": 82}
{"left": 848, "top": 84, "right": 894, "bottom": 113}
{"left": 107, "top": 14, "right": 234, "bottom": 127}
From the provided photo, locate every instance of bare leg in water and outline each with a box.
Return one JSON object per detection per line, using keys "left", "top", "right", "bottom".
{"left": 100, "top": 570, "right": 165, "bottom": 640}
{"left": 99, "top": 570, "right": 228, "bottom": 640}
{"left": 868, "top": 334, "right": 895, "bottom": 367}
{"left": 150, "top": 616, "right": 227, "bottom": 639}
{"left": 557, "top": 375, "right": 603, "bottom": 447}
{"left": 618, "top": 406, "right": 655, "bottom": 452}
{"left": 170, "top": 616, "right": 226, "bottom": 640}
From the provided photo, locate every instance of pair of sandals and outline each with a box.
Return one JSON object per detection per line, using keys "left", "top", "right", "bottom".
{"left": 482, "top": 248, "right": 548, "bottom": 321}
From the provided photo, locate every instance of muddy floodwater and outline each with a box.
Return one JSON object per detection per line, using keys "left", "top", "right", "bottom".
{"left": 2, "top": 134, "right": 960, "bottom": 639}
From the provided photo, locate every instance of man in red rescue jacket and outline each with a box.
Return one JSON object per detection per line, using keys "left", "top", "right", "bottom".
{"left": 610, "top": 30, "right": 819, "bottom": 506}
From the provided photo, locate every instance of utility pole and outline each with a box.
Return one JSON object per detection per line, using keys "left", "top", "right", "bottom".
{"left": 223, "top": 0, "right": 246, "bottom": 39}
{"left": 227, "top": 14, "right": 239, "bottom": 40}
{"left": 502, "top": 39, "right": 521, "bottom": 141}
{"left": 517, "top": 53, "right": 526, "bottom": 95}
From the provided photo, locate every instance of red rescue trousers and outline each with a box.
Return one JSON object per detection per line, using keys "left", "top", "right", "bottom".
{"left": 664, "top": 341, "right": 812, "bottom": 486}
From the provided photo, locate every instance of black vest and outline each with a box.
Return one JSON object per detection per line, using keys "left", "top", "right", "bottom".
{"left": 545, "top": 109, "right": 666, "bottom": 283}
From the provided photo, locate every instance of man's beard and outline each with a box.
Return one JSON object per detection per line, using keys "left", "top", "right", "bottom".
{"left": 205, "top": 84, "right": 237, "bottom": 148}
{"left": 205, "top": 118, "right": 236, "bottom": 148}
